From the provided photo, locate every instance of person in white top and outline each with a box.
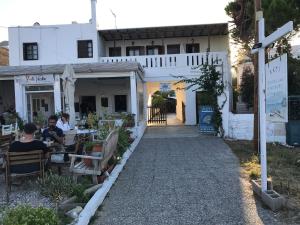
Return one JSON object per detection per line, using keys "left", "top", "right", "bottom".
{"left": 56, "top": 113, "right": 71, "bottom": 132}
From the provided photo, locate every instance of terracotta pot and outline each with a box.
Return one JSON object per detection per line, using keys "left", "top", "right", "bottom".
{"left": 92, "top": 144, "right": 102, "bottom": 152}
{"left": 83, "top": 158, "right": 92, "bottom": 167}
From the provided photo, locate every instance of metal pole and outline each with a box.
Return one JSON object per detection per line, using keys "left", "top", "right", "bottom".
{"left": 258, "top": 18, "right": 267, "bottom": 192}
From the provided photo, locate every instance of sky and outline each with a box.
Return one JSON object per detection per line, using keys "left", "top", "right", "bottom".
{"left": 0, "top": 0, "right": 232, "bottom": 42}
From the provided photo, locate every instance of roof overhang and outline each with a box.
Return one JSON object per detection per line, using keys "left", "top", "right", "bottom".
{"left": 0, "top": 62, "right": 144, "bottom": 80}
{"left": 99, "top": 23, "right": 228, "bottom": 41}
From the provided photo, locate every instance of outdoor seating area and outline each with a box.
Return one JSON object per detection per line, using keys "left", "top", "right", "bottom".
{"left": 0, "top": 111, "right": 136, "bottom": 222}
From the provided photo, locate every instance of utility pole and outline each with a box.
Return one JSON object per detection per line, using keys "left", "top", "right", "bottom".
{"left": 253, "top": 0, "right": 262, "bottom": 154}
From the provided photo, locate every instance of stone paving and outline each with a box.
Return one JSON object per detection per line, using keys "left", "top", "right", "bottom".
{"left": 93, "top": 126, "right": 282, "bottom": 225}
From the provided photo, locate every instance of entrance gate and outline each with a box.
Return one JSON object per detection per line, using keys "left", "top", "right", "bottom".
{"left": 147, "top": 105, "right": 167, "bottom": 125}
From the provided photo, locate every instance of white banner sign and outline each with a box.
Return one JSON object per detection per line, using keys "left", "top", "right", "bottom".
{"left": 266, "top": 54, "right": 288, "bottom": 122}
{"left": 19, "top": 74, "right": 55, "bottom": 85}
{"left": 160, "top": 83, "right": 171, "bottom": 92}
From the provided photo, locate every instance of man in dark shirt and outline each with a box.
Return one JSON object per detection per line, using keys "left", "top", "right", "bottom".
{"left": 9, "top": 123, "right": 48, "bottom": 173}
{"left": 42, "top": 115, "right": 64, "bottom": 144}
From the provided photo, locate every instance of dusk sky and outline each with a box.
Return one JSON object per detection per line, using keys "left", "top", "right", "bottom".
{"left": 0, "top": 0, "right": 231, "bottom": 41}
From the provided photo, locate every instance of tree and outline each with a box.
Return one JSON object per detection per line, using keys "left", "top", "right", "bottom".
{"left": 240, "top": 66, "right": 254, "bottom": 109}
{"left": 176, "top": 59, "right": 226, "bottom": 136}
{"left": 225, "top": 0, "right": 300, "bottom": 50}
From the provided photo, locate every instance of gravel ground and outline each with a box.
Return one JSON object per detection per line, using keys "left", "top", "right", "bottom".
{"left": 0, "top": 174, "right": 54, "bottom": 209}
{"left": 92, "top": 126, "right": 284, "bottom": 225}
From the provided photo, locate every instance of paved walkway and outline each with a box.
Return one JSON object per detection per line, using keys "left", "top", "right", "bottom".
{"left": 93, "top": 126, "right": 280, "bottom": 225}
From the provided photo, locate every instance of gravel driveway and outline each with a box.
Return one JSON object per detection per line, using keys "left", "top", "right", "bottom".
{"left": 92, "top": 126, "right": 282, "bottom": 225}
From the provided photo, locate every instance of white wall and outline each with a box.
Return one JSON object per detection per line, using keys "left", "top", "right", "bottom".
{"left": 74, "top": 77, "right": 131, "bottom": 117}
{"left": 9, "top": 23, "right": 99, "bottom": 66}
{"left": 228, "top": 112, "right": 286, "bottom": 143}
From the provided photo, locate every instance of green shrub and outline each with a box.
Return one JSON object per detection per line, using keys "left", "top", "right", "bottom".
{"left": 117, "top": 127, "right": 132, "bottom": 157}
{"left": 2, "top": 205, "right": 59, "bottom": 225}
{"left": 71, "top": 184, "right": 90, "bottom": 203}
{"left": 36, "top": 172, "right": 74, "bottom": 202}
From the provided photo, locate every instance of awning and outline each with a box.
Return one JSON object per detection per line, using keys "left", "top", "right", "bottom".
{"left": 99, "top": 23, "right": 228, "bottom": 41}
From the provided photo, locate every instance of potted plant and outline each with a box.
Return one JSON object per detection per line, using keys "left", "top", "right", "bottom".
{"left": 87, "top": 112, "right": 99, "bottom": 129}
{"left": 121, "top": 113, "right": 135, "bottom": 128}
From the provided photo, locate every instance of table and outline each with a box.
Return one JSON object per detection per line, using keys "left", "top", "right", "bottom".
{"left": 76, "top": 129, "right": 97, "bottom": 135}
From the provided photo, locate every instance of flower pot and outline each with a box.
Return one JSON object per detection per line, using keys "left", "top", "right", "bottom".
{"left": 92, "top": 143, "right": 102, "bottom": 152}
{"left": 83, "top": 158, "right": 92, "bottom": 167}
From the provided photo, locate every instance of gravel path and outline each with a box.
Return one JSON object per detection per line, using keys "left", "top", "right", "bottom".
{"left": 93, "top": 126, "right": 282, "bottom": 225}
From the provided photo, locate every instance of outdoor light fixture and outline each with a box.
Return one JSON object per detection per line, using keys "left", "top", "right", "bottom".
{"left": 252, "top": 42, "right": 262, "bottom": 50}
{"left": 151, "top": 40, "right": 154, "bottom": 46}
{"left": 131, "top": 41, "right": 134, "bottom": 46}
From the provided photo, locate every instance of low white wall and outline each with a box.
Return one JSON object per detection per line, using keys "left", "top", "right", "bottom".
{"left": 228, "top": 112, "right": 286, "bottom": 143}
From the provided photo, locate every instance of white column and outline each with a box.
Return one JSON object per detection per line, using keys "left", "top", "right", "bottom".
{"left": 185, "top": 87, "right": 196, "bottom": 125}
{"left": 130, "top": 72, "right": 138, "bottom": 127}
{"left": 258, "top": 18, "right": 267, "bottom": 192}
{"left": 14, "top": 77, "right": 25, "bottom": 120}
{"left": 53, "top": 75, "right": 62, "bottom": 113}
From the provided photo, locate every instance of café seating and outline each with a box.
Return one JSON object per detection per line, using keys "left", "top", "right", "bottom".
{"left": 4, "top": 150, "right": 45, "bottom": 202}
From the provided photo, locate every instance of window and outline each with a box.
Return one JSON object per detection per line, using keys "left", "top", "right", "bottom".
{"left": 109, "top": 47, "right": 121, "bottom": 57}
{"left": 186, "top": 44, "right": 200, "bottom": 53}
{"left": 101, "top": 97, "right": 108, "bottom": 107}
{"left": 126, "top": 46, "right": 144, "bottom": 56}
{"left": 146, "top": 46, "right": 164, "bottom": 55}
{"left": 23, "top": 43, "right": 38, "bottom": 60}
{"left": 167, "top": 44, "right": 180, "bottom": 54}
{"left": 114, "top": 95, "right": 127, "bottom": 112}
{"left": 77, "top": 40, "right": 93, "bottom": 58}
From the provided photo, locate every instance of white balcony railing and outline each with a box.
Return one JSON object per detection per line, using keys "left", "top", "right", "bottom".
{"left": 100, "top": 52, "right": 229, "bottom": 82}
{"left": 100, "top": 52, "right": 227, "bottom": 69}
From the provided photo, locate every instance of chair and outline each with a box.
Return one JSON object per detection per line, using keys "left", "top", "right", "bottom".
{"left": 69, "top": 129, "right": 119, "bottom": 184}
{"left": 0, "top": 134, "right": 13, "bottom": 169}
{"left": 2, "top": 124, "right": 13, "bottom": 135}
{"left": 4, "top": 150, "right": 45, "bottom": 202}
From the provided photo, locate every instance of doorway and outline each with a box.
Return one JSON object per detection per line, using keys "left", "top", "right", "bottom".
{"left": 26, "top": 93, "right": 54, "bottom": 123}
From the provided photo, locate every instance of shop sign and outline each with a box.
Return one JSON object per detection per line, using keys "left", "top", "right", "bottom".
{"left": 19, "top": 74, "right": 55, "bottom": 84}
{"left": 266, "top": 54, "right": 288, "bottom": 122}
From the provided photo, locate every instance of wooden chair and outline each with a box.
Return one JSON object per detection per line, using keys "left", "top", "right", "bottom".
{"left": 0, "top": 134, "right": 13, "bottom": 169}
{"left": 69, "top": 129, "right": 119, "bottom": 184}
{"left": 4, "top": 150, "right": 45, "bottom": 202}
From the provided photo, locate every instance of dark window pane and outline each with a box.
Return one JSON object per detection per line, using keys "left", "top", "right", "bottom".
{"left": 115, "top": 95, "right": 127, "bottom": 112}
{"left": 101, "top": 97, "right": 108, "bottom": 107}
{"left": 78, "top": 40, "right": 93, "bottom": 58}
{"left": 109, "top": 47, "right": 121, "bottom": 57}
{"left": 186, "top": 43, "right": 200, "bottom": 53}
{"left": 126, "top": 46, "right": 144, "bottom": 56}
{"left": 23, "top": 42, "right": 38, "bottom": 60}
{"left": 146, "top": 46, "right": 164, "bottom": 55}
{"left": 167, "top": 44, "right": 180, "bottom": 54}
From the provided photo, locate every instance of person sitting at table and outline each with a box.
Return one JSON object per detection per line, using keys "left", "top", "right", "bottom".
{"left": 9, "top": 123, "right": 49, "bottom": 173}
{"left": 56, "top": 113, "right": 71, "bottom": 132}
{"left": 42, "top": 115, "right": 64, "bottom": 144}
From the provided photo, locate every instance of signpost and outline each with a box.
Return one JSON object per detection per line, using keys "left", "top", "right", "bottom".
{"left": 251, "top": 16, "right": 293, "bottom": 192}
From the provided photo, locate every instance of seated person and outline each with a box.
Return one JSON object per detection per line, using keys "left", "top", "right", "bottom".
{"left": 42, "top": 115, "right": 64, "bottom": 144}
{"left": 56, "top": 113, "right": 71, "bottom": 132}
{"left": 9, "top": 123, "right": 49, "bottom": 173}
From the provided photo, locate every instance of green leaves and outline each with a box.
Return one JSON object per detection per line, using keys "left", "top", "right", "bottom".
{"left": 2, "top": 205, "right": 59, "bottom": 225}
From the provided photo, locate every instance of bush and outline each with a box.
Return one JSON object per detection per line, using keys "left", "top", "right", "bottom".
{"left": 117, "top": 127, "right": 132, "bottom": 157}
{"left": 36, "top": 172, "right": 74, "bottom": 202}
{"left": 2, "top": 205, "right": 59, "bottom": 225}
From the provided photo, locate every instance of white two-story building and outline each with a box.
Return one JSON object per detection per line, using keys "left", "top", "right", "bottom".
{"left": 0, "top": 0, "right": 231, "bottom": 136}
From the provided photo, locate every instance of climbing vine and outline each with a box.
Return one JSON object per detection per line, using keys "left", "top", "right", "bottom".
{"left": 175, "top": 58, "right": 226, "bottom": 136}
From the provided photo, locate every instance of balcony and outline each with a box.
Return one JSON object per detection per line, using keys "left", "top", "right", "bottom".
{"left": 100, "top": 52, "right": 228, "bottom": 81}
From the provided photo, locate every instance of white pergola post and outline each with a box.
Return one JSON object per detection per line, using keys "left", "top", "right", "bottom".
{"left": 130, "top": 72, "right": 138, "bottom": 127}
{"left": 53, "top": 75, "right": 62, "bottom": 113}
{"left": 252, "top": 17, "right": 293, "bottom": 192}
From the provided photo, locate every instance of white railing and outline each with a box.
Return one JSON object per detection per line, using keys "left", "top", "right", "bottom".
{"left": 100, "top": 52, "right": 227, "bottom": 69}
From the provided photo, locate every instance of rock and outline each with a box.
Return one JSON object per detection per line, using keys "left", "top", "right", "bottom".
{"left": 65, "top": 206, "right": 83, "bottom": 219}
